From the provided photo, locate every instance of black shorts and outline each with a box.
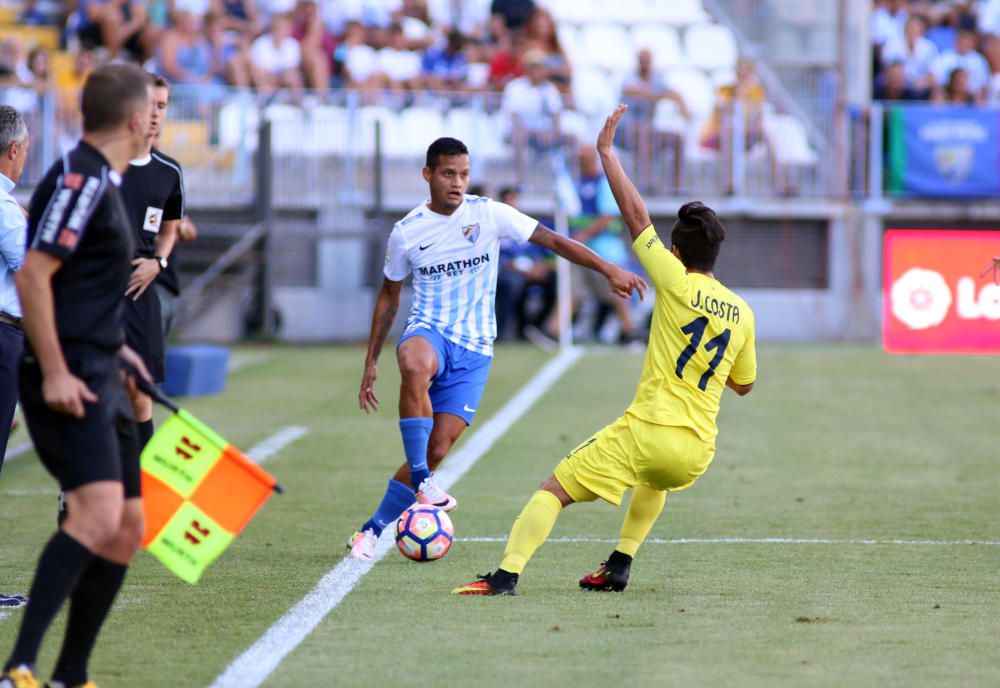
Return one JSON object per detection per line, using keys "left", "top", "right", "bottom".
{"left": 124, "top": 287, "right": 165, "bottom": 383}
{"left": 19, "top": 349, "right": 141, "bottom": 499}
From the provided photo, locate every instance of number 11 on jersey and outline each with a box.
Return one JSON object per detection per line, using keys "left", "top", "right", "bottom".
{"left": 675, "top": 316, "right": 732, "bottom": 391}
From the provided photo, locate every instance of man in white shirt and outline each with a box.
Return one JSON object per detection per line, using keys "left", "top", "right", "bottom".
{"left": 0, "top": 105, "right": 27, "bottom": 477}
{"left": 377, "top": 23, "right": 422, "bottom": 90}
{"left": 249, "top": 12, "right": 304, "bottom": 95}
{"left": 347, "top": 136, "right": 648, "bottom": 560}
{"left": 882, "top": 15, "right": 939, "bottom": 94}
{"left": 934, "top": 28, "right": 991, "bottom": 99}
{"left": 500, "top": 49, "right": 566, "bottom": 181}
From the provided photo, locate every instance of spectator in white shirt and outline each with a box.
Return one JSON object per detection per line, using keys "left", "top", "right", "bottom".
{"left": 378, "top": 23, "right": 422, "bottom": 90}
{"left": 335, "top": 20, "right": 381, "bottom": 91}
{"left": 883, "top": 15, "right": 939, "bottom": 95}
{"left": 871, "top": 0, "right": 908, "bottom": 56}
{"left": 500, "top": 48, "right": 566, "bottom": 181}
{"left": 985, "top": 34, "right": 1000, "bottom": 103}
{"left": 933, "top": 28, "right": 991, "bottom": 99}
{"left": 250, "top": 13, "right": 304, "bottom": 96}
{"left": 978, "top": 0, "right": 1000, "bottom": 38}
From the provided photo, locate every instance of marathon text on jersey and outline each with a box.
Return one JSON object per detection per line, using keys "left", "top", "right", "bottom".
{"left": 417, "top": 253, "right": 490, "bottom": 277}
{"left": 691, "top": 289, "right": 741, "bottom": 323}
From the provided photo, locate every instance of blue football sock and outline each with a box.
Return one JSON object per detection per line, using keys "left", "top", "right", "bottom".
{"left": 361, "top": 479, "right": 414, "bottom": 537}
{"left": 399, "top": 417, "right": 433, "bottom": 490}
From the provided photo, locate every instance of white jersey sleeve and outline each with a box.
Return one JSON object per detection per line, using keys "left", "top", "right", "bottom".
{"left": 383, "top": 225, "right": 411, "bottom": 281}
{"left": 489, "top": 200, "right": 538, "bottom": 243}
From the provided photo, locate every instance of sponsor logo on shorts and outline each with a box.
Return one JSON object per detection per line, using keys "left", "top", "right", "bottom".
{"left": 463, "top": 404, "right": 477, "bottom": 413}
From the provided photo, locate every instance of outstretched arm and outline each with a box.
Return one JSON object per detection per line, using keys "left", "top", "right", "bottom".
{"left": 596, "top": 104, "right": 652, "bottom": 242}
{"left": 529, "top": 225, "right": 647, "bottom": 300}
{"left": 359, "top": 277, "right": 403, "bottom": 413}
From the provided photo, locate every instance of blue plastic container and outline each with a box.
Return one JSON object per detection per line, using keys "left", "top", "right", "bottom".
{"left": 162, "top": 345, "right": 230, "bottom": 397}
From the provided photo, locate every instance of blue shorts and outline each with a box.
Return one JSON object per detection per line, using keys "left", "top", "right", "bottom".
{"left": 397, "top": 326, "right": 492, "bottom": 425}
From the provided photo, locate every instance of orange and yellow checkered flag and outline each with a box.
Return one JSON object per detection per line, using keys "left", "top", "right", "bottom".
{"left": 140, "top": 405, "right": 281, "bottom": 584}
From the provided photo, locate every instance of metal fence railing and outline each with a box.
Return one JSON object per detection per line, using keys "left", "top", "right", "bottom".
{"left": 8, "top": 83, "right": 996, "bottom": 208}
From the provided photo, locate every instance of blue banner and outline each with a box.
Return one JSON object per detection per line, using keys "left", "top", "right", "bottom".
{"left": 888, "top": 105, "right": 1000, "bottom": 198}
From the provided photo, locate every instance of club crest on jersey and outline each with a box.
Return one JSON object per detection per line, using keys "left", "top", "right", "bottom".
{"left": 462, "top": 223, "right": 480, "bottom": 244}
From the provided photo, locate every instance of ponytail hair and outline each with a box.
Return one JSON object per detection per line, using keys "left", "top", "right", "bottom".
{"left": 670, "top": 201, "right": 725, "bottom": 271}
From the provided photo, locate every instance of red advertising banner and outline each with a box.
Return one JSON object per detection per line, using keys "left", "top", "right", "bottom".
{"left": 883, "top": 229, "right": 1000, "bottom": 354}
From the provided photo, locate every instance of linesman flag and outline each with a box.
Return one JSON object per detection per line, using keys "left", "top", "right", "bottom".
{"left": 138, "top": 384, "right": 282, "bottom": 584}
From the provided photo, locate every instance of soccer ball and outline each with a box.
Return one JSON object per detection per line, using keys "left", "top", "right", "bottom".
{"left": 395, "top": 505, "right": 455, "bottom": 561}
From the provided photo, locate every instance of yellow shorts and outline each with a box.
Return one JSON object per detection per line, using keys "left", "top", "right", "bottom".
{"left": 553, "top": 413, "right": 714, "bottom": 506}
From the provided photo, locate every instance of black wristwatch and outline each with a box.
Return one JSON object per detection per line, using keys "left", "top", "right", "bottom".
{"left": 155, "top": 255, "right": 168, "bottom": 271}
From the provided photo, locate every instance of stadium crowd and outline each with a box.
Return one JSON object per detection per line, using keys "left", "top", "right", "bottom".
{"left": 872, "top": 0, "right": 1000, "bottom": 103}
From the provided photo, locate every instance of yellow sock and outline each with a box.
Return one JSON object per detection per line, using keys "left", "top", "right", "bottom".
{"left": 617, "top": 485, "right": 666, "bottom": 557}
{"left": 499, "top": 490, "right": 563, "bottom": 574}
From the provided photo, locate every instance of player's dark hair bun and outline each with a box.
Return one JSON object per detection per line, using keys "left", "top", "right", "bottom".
{"left": 677, "top": 201, "right": 725, "bottom": 245}
{"left": 671, "top": 201, "right": 726, "bottom": 271}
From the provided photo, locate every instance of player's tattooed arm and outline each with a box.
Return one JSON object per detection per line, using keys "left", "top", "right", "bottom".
{"left": 359, "top": 277, "right": 403, "bottom": 413}
{"left": 597, "top": 104, "right": 653, "bottom": 242}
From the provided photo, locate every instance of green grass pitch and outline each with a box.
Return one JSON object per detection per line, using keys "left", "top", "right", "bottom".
{"left": 1, "top": 344, "right": 998, "bottom": 687}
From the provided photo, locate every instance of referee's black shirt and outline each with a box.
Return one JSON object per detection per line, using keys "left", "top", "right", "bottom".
{"left": 121, "top": 148, "right": 184, "bottom": 258}
{"left": 26, "top": 141, "right": 134, "bottom": 353}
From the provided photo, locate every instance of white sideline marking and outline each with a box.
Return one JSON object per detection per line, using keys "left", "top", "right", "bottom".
{"left": 1, "top": 488, "right": 58, "bottom": 497}
{"left": 209, "top": 347, "right": 584, "bottom": 688}
{"left": 3, "top": 441, "right": 33, "bottom": 461}
{"left": 228, "top": 352, "right": 270, "bottom": 374}
{"left": 247, "top": 426, "right": 309, "bottom": 463}
{"left": 459, "top": 537, "right": 1000, "bottom": 547}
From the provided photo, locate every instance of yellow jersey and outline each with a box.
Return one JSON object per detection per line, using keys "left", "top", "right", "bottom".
{"left": 626, "top": 225, "right": 757, "bottom": 445}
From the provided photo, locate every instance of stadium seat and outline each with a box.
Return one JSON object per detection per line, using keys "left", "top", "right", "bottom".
{"left": 630, "top": 25, "right": 683, "bottom": 69}
{"left": 684, "top": 23, "right": 739, "bottom": 71}
{"left": 577, "top": 22, "right": 634, "bottom": 72}
{"left": 0, "top": 25, "right": 60, "bottom": 50}
{"left": 545, "top": 0, "right": 601, "bottom": 23}
{"left": 663, "top": 66, "right": 716, "bottom": 120}
{"left": 710, "top": 67, "right": 737, "bottom": 89}
{"left": 160, "top": 120, "right": 213, "bottom": 167}
{"left": 646, "top": 0, "right": 708, "bottom": 25}
{"left": 652, "top": 99, "right": 687, "bottom": 136}
{"left": 445, "top": 108, "right": 509, "bottom": 162}
{"left": 397, "top": 107, "right": 448, "bottom": 157}
{"left": 571, "top": 65, "right": 620, "bottom": 117}
{"left": 558, "top": 109, "right": 591, "bottom": 142}
{"left": 354, "top": 106, "right": 400, "bottom": 156}
{"left": 763, "top": 111, "right": 818, "bottom": 166}
{"left": 218, "top": 97, "right": 260, "bottom": 153}
{"left": 308, "top": 105, "right": 352, "bottom": 156}
{"left": 264, "top": 103, "right": 307, "bottom": 155}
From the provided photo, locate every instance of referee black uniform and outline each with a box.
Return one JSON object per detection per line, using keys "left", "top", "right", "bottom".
{"left": 120, "top": 147, "right": 184, "bottom": 384}
{"left": 20, "top": 144, "right": 141, "bottom": 503}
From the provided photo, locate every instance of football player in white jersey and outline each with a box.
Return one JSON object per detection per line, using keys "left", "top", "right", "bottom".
{"left": 347, "top": 137, "right": 647, "bottom": 560}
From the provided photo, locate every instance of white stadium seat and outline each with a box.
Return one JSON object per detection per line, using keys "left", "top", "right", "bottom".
{"left": 577, "top": 22, "right": 634, "bottom": 72}
{"left": 684, "top": 23, "right": 739, "bottom": 71}
{"left": 630, "top": 25, "right": 682, "bottom": 69}
{"left": 264, "top": 103, "right": 306, "bottom": 155}
{"left": 354, "top": 106, "right": 400, "bottom": 156}
{"left": 652, "top": 99, "right": 687, "bottom": 136}
{"left": 646, "top": 0, "right": 708, "bottom": 25}
{"left": 218, "top": 97, "right": 259, "bottom": 152}
{"left": 763, "top": 112, "right": 818, "bottom": 166}
{"left": 308, "top": 105, "right": 351, "bottom": 156}
{"left": 571, "top": 65, "right": 620, "bottom": 117}
{"left": 397, "top": 107, "right": 448, "bottom": 157}
{"left": 663, "top": 66, "right": 716, "bottom": 120}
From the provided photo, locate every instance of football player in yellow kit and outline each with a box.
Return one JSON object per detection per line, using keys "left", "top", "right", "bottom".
{"left": 453, "top": 104, "right": 757, "bottom": 596}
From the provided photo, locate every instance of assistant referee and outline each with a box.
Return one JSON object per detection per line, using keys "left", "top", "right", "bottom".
{"left": 120, "top": 72, "right": 184, "bottom": 453}
{"left": 1, "top": 63, "right": 154, "bottom": 688}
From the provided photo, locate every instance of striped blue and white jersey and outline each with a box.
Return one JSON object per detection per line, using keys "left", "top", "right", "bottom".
{"left": 384, "top": 194, "right": 538, "bottom": 356}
